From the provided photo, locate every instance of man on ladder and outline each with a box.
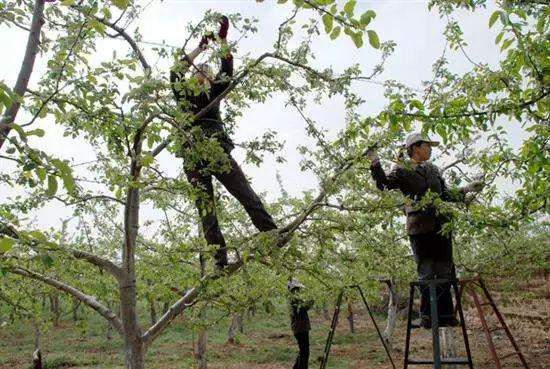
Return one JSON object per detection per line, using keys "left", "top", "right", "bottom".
{"left": 367, "top": 133, "right": 484, "bottom": 328}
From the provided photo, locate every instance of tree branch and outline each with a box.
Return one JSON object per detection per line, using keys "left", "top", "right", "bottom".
{"left": 9, "top": 266, "right": 123, "bottom": 334}
{"left": 0, "top": 0, "right": 45, "bottom": 150}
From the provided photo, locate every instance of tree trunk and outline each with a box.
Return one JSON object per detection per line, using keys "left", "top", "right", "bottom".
{"left": 441, "top": 327, "right": 458, "bottom": 369}
{"left": 72, "top": 297, "right": 80, "bottom": 322}
{"left": 383, "top": 278, "right": 398, "bottom": 348}
{"left": 32, "top": 325, "right": 42, "bottom": 369}
{"left": 227, "top": 314, "right": 243, "bottom": 343}
{"left": 50, "top": 293, "right": 60, "bottom": 327}
{"left": 148, "top": 296, "right": 157, "bottom": 325}
{"left": 121, "top": 181, "right": 144, "bottom": 369}
{"left": 346, "top": 301, "right": 355, "bottom": 333}
{"left": 322, "top": 305, "right": 331, "bottom": 321}
{"left": 196, "top": 253, "right": 207, "bottom": 369}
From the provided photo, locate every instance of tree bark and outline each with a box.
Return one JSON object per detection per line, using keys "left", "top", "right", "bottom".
{"left": 120, "top": 183, "right": 144, "bottom": 369}
{"left": 32, "top": 325, "right": 42, "bottom": 369}
{"left": 0, "top": 0, "right": 45, "bottom": 150}
{"left": 441, "top": 327, "right": 458, "bottom": 369}
{"left": 49, "top": 293, "right": 60, "bottom": 327}
{"left": 227, "top": 314, "right": 243, "bottom": 343}
{"left": 196, "top": 253, "right": 207, "bottom": 369}
{"left": 382, "top": 278, "right": 398, "bottom": 348}
{"left": 347, "top": 301, "right": 355, "bottom": 333}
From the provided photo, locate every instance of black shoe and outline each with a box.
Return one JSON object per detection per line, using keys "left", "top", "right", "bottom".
{"left": 440, "top": 317, "right": 460, "bottom": 327}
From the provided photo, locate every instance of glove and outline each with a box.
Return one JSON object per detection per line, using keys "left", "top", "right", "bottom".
{"left": 463, "top": 180, "right": 484, "bottom": 193}
{"left": 199, "top": 33, "right": 214, "bottom": 49}
{"left": 218, "top": 15, "right": 229, "bottom": 39}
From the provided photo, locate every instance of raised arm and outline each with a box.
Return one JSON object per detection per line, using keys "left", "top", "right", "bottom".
{"left": 368, "top": 149, "right": 401, "bottom": 191}
{"left": 211, "top": 16, "right": 234, "bottom": 97}
{"left": 170, "top": 36, "right": 211, "bottom": 100}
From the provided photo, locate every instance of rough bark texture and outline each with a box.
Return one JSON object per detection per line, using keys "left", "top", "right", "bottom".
{"left": 196, "top": 253, "right": 207, "bottom": 369}
{"left": 0, "top": 0, "right": 45, "bottom": 150}
{"left": 347, "top": 301, "right": 355, "bottom": 333}
{"left": 50, "top": 293, "right": 60, "bottom": 327}
{"left": 441, "top": 327, "right": 459, "bottom": 369}
{"left": 33, "top": 325, "right": 42, "bottom": 369}
{"left": 227, "top": 314, "right": 244, "bottom": 343}
{"left": 382, "top": 279, "right": 398, "bottom": 348}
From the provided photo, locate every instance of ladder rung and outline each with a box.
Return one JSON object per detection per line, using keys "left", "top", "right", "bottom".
{"left": 408, "top": 358, "right": 471, "bottom": 365}
{"left": 489, "top": 326, "right": 504, "bottom": 333}
{"left": 499, "top": 351, "right": 520, "bottom": 360}
{"left": 479, "top": 302, "right": 493, "bottom": 306}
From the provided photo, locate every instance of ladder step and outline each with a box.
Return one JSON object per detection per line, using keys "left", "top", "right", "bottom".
{"left": 499, "top": 351, "right": 520, "bottom": 360}
{"left": 408, "top": 358, "right": 471, "bottom": 365}
{"left": 489, "top": 326, "right": 505, "bottom": 333}
{"left": 479, "top": 302, "right": 493, "bottom": 307}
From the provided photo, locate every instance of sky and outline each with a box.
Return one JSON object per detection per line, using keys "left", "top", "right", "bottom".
{"left": 0, "top": 0, "right": 527, "bottom": 232}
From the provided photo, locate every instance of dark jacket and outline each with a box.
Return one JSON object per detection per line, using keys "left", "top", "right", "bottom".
{"left": 170, "top": 53, "right": 234, "bottom": 152}
{"left": 290, "top": 296, "right": 314, "bottom": 334}
{"left": 370, "top": 160, "right": 464, "bottom": 235}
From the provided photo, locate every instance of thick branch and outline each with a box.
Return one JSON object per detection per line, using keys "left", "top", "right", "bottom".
{"left": 0, "top": 0, "right": 45, "bottom": 150}
{"left": 68, "top": 248, "right": 123, "bottom": 281}
{"left": 9, "top": 266, "right": 123, "bottom": 334}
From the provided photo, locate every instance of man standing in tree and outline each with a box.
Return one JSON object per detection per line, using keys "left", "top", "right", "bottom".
{"left": 288, "top": 279, "right": 314, "bottom": 369}
{"left": 170, "top": 16, "right": 277, "bottom": 269}
{"left": 367, "top": 133, "right": 483, "bottom": 328}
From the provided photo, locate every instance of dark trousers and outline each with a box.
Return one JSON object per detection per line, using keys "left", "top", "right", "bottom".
{"left": 293, "top": 331, "right": 310, "bottom": 369}
{"left": 409, "top": 232, "right": 454, "bottom": 319}
{"left": 185, "top": 153, "right": 277, "bottom": 266}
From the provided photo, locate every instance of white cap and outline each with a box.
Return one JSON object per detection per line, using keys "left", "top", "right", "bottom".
{"left": 287, "top": 279, "right": 305, "bottom": 290}
{"left": 404, "top": 132, "right": 439, "bottom": 148}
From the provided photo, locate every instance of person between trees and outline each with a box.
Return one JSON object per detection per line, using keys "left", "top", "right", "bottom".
{"left": 288, "top": 279, "right": 314, "bottom": 369}
{"left": 367, "top": 132, "right": 484, "bottom": 328}
{"left": 170, "top": 16, "right": 277, "bottom": 269}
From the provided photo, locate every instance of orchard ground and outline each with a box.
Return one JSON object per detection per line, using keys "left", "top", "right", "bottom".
{"left": 1, "top": 275, "right": 548, "bottom": 369}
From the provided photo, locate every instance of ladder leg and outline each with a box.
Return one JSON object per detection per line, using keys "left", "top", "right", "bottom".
{"left": 429, "top": 281, "right": 441, "bottom": 369}
{"left": 403, "top": 284, "right": 415, "bottom": 369}
{"left": 478, "top": 279, "right": 530, "bottom": 369}
{"left": 469, "top": 286, "right": 502, "bottom": 369}
{"left": 356, "top": 286, "right": 396, "bottom": 369}
{"left": 320, "top": 291, "right": 343, "bottom": 369}
{"left": 452, "top": 281, "right": 474, "bottom": 369}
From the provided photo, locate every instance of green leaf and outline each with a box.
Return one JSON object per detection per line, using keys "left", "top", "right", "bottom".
{"left": 360, "top": 10, "right": 376, "bottom": 26}
{"left": 112, "top": 0, "right": 130, "bottom": 10}
{"left": 60, "top": 0, "right": 75, "bottom": 6}
{"left": 489, "top": 11, "right": 500, "bottom": 28}
{"left": 367, "top": 30, "right": 380, "bottom": 49}
{"left": 351, "top": 32, "right": 363, "bottom": 48}
{"left": 141, "top": 153, "right": 154, "bottom": 167}
{"left": 36, "top": 167, "right": 47, "bottom": 182}
{"left": 495, "top": 31, "right": 504, "bottom": 45}
{"left": 61, "top": 172, "right": 76, "bottom": 194}
{"left": 322, "top": 13, "right": 333, "bottom": 33}
{"left": 277, "top": 0, "right": 288, "bottom": 3}
{"left": 46, "top": 175, "right": 58, "bottom": 197}
{"left": 344, "top": 0, "right": 357, "bottom": 16}
{"left": 0, "top": 238, "right": 15, "bottom": 253}
{"left": 41, "top": 254, "right": 54, "bottom": 268}
{"left": 27, "top": 128, "right": 45, "bottom": 137}
{"left": 330, "top": 26, "right": 341, "bottom": 40}
{"left": 501, "top": 38, "right": 513, "bottom": 51}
